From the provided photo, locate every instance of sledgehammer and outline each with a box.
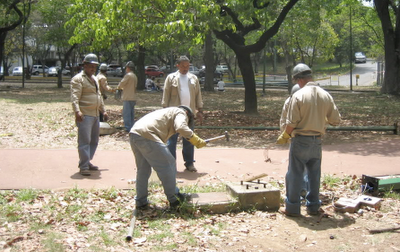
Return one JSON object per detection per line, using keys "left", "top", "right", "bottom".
{"left": 205, "top": 131, "right": 230, "bottom": 143}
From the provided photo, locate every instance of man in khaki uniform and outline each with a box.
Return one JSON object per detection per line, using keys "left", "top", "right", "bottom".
{"left": 71, "top": 53, "right": 108, "bottom": 176}
{"left": 97, "top": 63, "right": 114, "bottom": 122}
{"left": 129, "top": 106, "right": 206, "bottom": 209}
{"left": 162, "top": 55, "right": 203, "bottom": 172}
{"left": 277, "top": 63, "right": 341, "bottom": 217}
{"left": 117, "top": 61, "right": 137, "bottom": 132}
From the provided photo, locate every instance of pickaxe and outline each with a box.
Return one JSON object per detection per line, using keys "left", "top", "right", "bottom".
{"left": 205, "top": 131, "right": 230, "bottom": 143}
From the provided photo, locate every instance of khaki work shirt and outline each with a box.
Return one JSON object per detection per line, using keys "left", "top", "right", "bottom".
{"left": 130, "top": 107, "right": 193, "bottom": 144}
{"left": 286, "top": 82, "right": 341, "bottom": 137}
{"left": 117, "top": 72, "right": 137, "bottom": 101}
{"left": 71, "top": 71, "right": 105, "bottom": 117}
{"left": 161, "top": 71, "right": 203, "bottom": 116}
{"left": 97, "top": 72, "right": 113, "bottom": 95}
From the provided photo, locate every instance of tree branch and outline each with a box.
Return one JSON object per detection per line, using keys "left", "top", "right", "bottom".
{"left": 253, "top": 0, "right": 270, "bottom": 9}
{"left": 0, "top": 0, "right": 24, "bottom": 33}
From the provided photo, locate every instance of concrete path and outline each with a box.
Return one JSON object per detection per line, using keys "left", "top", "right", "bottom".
{"left": 1, "top": 138, "right": 400, "bottom": 190}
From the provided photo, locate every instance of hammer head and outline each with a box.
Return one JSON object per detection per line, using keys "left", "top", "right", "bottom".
{"left": 224, "top": 131, "right": 230, "bottom": 141}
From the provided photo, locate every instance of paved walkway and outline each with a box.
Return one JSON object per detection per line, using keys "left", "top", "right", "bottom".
{"left": 1, "top": 138, "right": 400, "bottom": 190}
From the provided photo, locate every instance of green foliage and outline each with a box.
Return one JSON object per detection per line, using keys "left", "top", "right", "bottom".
{"left": 1, "top": 203, "right": 22, "bottom": 222}
{"left": 16, "top": 188, "right": 38, "bottom": 203}
{"left": 43, "top": 232, "right": 65, "bottom": 252}
{"left": 65, "top": 186, "right": 89, "bottom": 201}
{"left": 322, "top": 174, "right": 342, "bottom": 188}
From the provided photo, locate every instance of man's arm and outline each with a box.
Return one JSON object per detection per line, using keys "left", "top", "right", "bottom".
{"left": 161, "top": 75, "right": 172, "bottom": 108}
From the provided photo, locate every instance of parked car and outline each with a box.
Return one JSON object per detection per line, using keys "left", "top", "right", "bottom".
{"left": 62, "top": 67, "right": 71, "bottom": 76}
{"left": 216, "top": 64, "right": 229, "bottom": 73}
{"left": 47, "top": 66, "right": 71, "bottom": 77}
{"left": 47, "top": 67, "right": 59, "bottom": 77}
{"left": 31, "top": 65, "right": 49, "bottom": 75}
{"left": 106, "top": 67, "right": 123, "bottom": 77}
{"left": 198, "top": 66, "right": 223, "bottom": 79}
{"left": 145, "top": 65, "right": 159, "bottom": 70}
{"left": 145, "top": 67, "right": 164, "bottom": 77}
{"left": 355, "top": 52, "right": 367, "bottom": 63}
{"left": 160, "top": 65, "right": 177, "bottom": 74}
{"left": 12, "top": 66, "right": 23, "bottom": 76}
{"left": 189, "top": 65, "right": 200, "bottom": 76}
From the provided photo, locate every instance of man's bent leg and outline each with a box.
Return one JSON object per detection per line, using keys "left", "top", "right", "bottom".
{"left": 130, "top": 134, "right": 152, "bottom": 207}
{"left": 132, "top": 134, "right": 179, "bottom": 204}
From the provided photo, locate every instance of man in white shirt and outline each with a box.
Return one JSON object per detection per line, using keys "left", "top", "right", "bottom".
{"left": 161, "top": 56, "right": 204, "bottom": 172}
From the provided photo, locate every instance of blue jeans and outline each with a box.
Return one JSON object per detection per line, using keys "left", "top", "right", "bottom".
{"left": 123, "top": 101, "right": 136, "bottom": 131}
{"left": 285, "top": 135, "right": 322, "bottom": 214}
{"left": 129, "top": 133, "right": 180, "bottom": 207}
{"left": 167, "top": 132, "right": 194, "bottom": 168}
{"left": 77, "top": 116, "right": 99, "bottom": 170}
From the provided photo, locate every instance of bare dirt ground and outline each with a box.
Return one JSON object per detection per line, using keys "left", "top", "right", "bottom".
{"left": 1, "top": 83, "right": 400, "bottom": 251}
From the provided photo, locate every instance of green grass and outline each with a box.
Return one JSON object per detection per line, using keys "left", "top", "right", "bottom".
{"left": 383, "top": 189, "right": 400, "bottom": 200}
{"left": 1, "top": 204, "right": 22, "bottom": 222}
{"left": 16, "top": 188, "right": 38, "bottom": 203}
{"left": 43, "top": 232, "right": 65, "bottom": 252}
{"left": 322, "top": 174, "right": 342, "bottom": 189}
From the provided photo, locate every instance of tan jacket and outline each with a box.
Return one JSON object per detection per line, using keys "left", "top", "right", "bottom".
{"left": 71, "top": 71, "right": 105, "bottom": 117}
{"left": 161, "top": 71, "right": 203, "bottom": 116}
{"left": 286, "top": 82, "right": 341, "bottom": 136}
{"left": 117, "top": 72, "right": 137, "bottom": 101}
{"left": 130, "top": 107, "right": 193, "bottom": 144}
{"left": 96, "top": 72, "right": 113, "bottom": 95}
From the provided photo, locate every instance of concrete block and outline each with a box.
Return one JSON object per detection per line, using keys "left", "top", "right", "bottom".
{"left": 356, "top": 195, "right": 382, "bottom": 209}
{"left": 100, "top": 122, "right": 116, "bottom": 135}
{"left": 189, "top": 192, "right": 239, "bottom": 214}
{"left": 334, "top": 197, "right": 361, "bottom": 213}
{"left": 225, "top": 181, "right": 280, "bottom": 211}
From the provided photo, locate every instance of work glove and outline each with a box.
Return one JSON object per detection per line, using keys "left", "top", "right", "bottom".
{"left": 276, "top": 131, "right": 291, "bottom": 144}
{"left": 187, "top": 133, "right": 207, "bottom": 148}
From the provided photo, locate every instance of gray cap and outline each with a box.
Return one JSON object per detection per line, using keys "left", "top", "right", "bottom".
{"left": 99, "top": 63, "right": 107, "bottom": 71}
{"left": 83, "top": 53, "right": 99, "bottom": 64}
{"left": 125, "top": 61, "right": 135, "bottom": 69}
{"left": 177, "top": 55, "right": 190, "bottom": 64}
{"left": 293, "top": 63, "right": 312, "bottom": 79}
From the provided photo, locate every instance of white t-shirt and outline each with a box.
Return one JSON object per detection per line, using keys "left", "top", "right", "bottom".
{"left": 179, "top": 73, "right": 190, "bottom": 106}
{"left": 217, "top": 80, "right": 225, "bottom": 90}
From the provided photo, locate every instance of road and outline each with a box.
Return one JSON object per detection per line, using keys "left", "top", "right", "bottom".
{"left": 317, "top": 59, "right": 378, "bottom": 87}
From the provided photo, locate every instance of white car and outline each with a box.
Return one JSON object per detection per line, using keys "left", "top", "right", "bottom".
{"left": 47, "top": 67, "right": 71, "bottom": 77}
{"left": 355, "top": 52, "right": 367, "bottom": 63}
{"left": 31, "top": 65, "right": 49, "bottom": 75}
{"left": 216, "top": 65, "right": 229, "bottom": 73}
{"left": 12, "top": 66, "right": 23, "bottom": 76}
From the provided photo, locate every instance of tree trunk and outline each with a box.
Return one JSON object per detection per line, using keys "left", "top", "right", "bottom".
{"left": 374, "top": 0, "right": 400, "bottom": 94}
{"left": 236, "top": 52, "right": 257, "bottom": 114}
{"left": 204, "top": 32, "right": 215, "bottom": 92}
{"left": 213, "top": 0, "right": 299, "bottom": 114}
{"left": 136, "top": 46, "right": 146, "bottom": 90}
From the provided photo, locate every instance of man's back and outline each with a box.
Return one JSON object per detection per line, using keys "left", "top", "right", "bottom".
{"left": 287, "top": 83, "right": 340, "bottom": 136}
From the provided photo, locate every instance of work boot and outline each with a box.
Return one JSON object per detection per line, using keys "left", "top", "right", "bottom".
{"left": 169, "top": 193, "right": 192, "bottom": 209}
{"left": 185, "top": 164, "right": 197, "bottom": 172}
{"left": 89, "top": 163, "right": 99, "bottom": 171}
{"left": 80, "top": 169, "right": 91, "bottom": 176}
{"left": 279, "top": 207, "right": 301, "bottom": 217}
